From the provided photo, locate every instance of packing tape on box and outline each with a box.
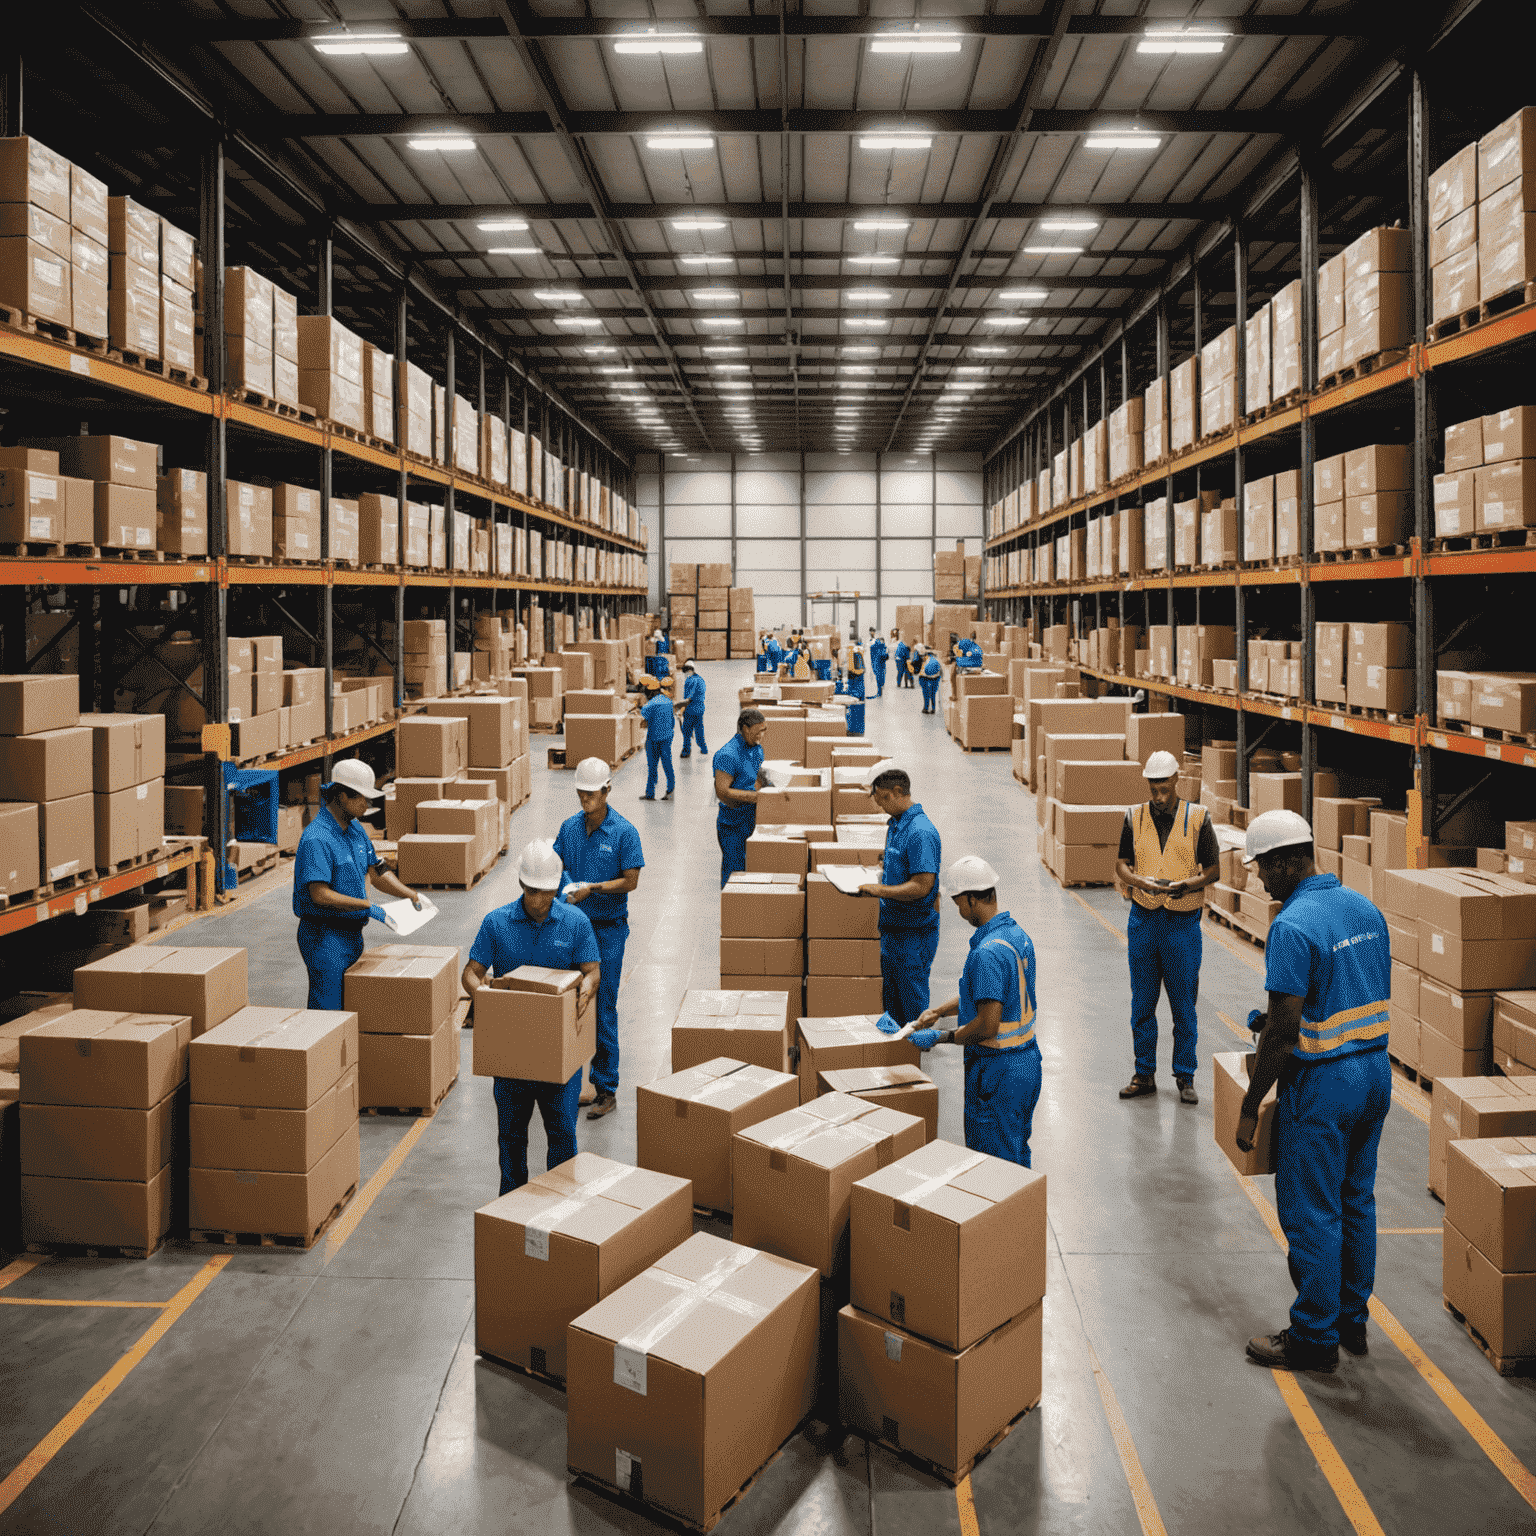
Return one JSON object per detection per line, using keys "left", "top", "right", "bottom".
{"left": 1508, "top": 1155, "right": 1536, "bottom": 1169}
{"left": 612, "top": 1249, "right": 766, "bottom": 1397}
{"left": 888, "top": 1150, "right": 989, "bottom": 1209}
{"left": 522, "top": 1165, "right": 634, "bottom": 1261}
{"left": 683, "top": 1064, "right": 779, "bottom": 1105}
{"left": 767, "top": 1097, "right": 884, "bottom": 1153}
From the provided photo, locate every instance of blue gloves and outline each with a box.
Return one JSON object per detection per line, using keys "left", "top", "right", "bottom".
{"left": 911, "top": 1028, "right": 942, "bottom": 1051}
{"left": 368, "top": 904, "right": 387, "bottom": 923}
{"left": 874, "top": 1011, "right": 902, "bottom": 1035}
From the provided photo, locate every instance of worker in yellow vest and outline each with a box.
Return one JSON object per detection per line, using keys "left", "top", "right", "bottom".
{"left": 1114, "top": 749, "right": 1221, "bottom": 1104}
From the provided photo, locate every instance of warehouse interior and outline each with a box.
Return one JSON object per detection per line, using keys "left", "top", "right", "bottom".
{"left": 3, "top": 4, "right": 1536, "bottom": 1534}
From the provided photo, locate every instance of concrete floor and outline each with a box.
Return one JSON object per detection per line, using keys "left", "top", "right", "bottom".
{"left": 3, "top": 663, "right": 1534, "bottom": 1535}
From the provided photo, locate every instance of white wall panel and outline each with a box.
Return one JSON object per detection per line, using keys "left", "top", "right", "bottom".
{"left": 879, "top": 469, "right": 932, "bottom": 503}
{"left": 806, "top": 569, "right": 876, "bottom": 592}
{"left": 736, "top": 505, "right": 801, "bottom": 539}
{"left": 736, "top": 469, "right": 801, "bottom": 504}
{"left": 936, "top": 504, "right": 983, "bottom": 538}
{"left": 880, "top": 540, "right": 933, "bottom": 572}
{"left": 806, "top": 470, "right": 877, "bottom": 505}
{"left": 667, "top": 471, "right": 732, "bottom": 506}
{"left": 755, "top": 596, "right": 801, "bottom": 629}
{"left": 807, "top": 503, "right": 876, "bottom": 537}
{"left": 737, "top": 452, "right": 800, "bottom": 475}
{"left": 637, "top": 472, "right": 660, "bottom": 512}
{"left": 806, "top": 452, "right": 875, "bottom": 474}
{"left": 663, "top": 538, "right": 732, "bottom": 567}
{"left": 734, "top": 539, "right": 801, "bottom": 572}
{"left": 935, "top": 460, "right": 983, "bottom": 505}
{"left": 807, "top": 538, "right": 875, "bottom": 570}
{"left": 745, "top": 571, "right": 804, "bottom": 597}
{"left": 663, "top": 503, "right": 732, "bottom": 539}
{"left": 880, "top": 503, "right": 931, "bottom": 537}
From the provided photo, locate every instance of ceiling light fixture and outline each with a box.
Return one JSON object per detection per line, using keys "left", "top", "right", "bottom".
{"left": 691, "top": 289, "right": 740, "bottom": 302}
{"left": 556, "top": 317, "right": 603, "bottom": 328}
{"left": 407, "top": 134, "right": 477, "bottom": 152}
{"left": 535, "top": 290, "right": 584, "bottom": 302}
{"left": 314, "top": 32, "right": 409, "bottom": 56}
{"left": 845, "top": 317, "right": 888, "bottom": 327}
{"left": 1085, "top": 128, "right": 1163, "bottom": 151}
{"left": 486, "top": 246, "right": 541, "bottom": 256}
{"left": 984, "top": 316, "right": 1030, "bottom": 327}
{"left": 703, "top": 345, "right": 745, "bottom": 354}
{"left": 859, "top": 135, "right": 933, "bottom": 151}
{"left": 647, "top": 133, "right": 715, "bottom": 150}
{"left": 842, "top": 346, "right": 880, "bottom": 356}
{"left": 714, "top": 363, "right": 750, "bottom": 372}
{"left": 969, "top": 346, "right": 1008, "bottom": 354}
{"left": 853, "top": 219, "right": 911, "bottom": 232}
{"left": 1039, "top": 219, "right": 1099, "bottom": 232}
{"left": 583, "top": 345, "right": 619, "bottom": 354}
{"left": 846, "top": 289, "right": 893, "bottom": 302}
{"left": 847, "top": 256, "right": 900, "bottom": 267}
{"left": 999, "top": 289, "right": 1048, "bottom": 301}
{"left": 478, "top": 219, "right": 529, "bottom": 233}
{"left": 1023, "top": 245, "right": 1084, "bottom": 255}
{"left": 699, "top": 316, "right": 744, "bottom": 327}
{"left": 679, "top": 255, "right": 734, "bottom": 266}
{"left": 672, "top": 217, "right": 727, "bottom": 230}
{"left": 613, "top": 32, "right": 703, "bottom": 54}
{"left": 1137, "top": 27, "right": 1231, "bottom": 55}
{"left": 869, "top": 31, "right": 962, "bottom": 54}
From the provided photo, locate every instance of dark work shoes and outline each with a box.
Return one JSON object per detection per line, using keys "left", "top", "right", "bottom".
{"left": 587, "top": 1093, "right": 617, "bottom": 1120}
{"left": 1246, "top": 1329, "right": 1339, "bottom": 1373}
{"left": 1340, "top": 1323, "right": 1369, "bottom": 1356}
{"left": 1177, "top": 1075, "right": 1199, "bottom": 1105}
{"left": 1119, "top": 1075, "right": 1157, "bottom": 1099}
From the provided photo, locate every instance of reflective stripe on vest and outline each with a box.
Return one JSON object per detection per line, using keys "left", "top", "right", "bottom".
{"left": 1129, "top": 800, "right": 1206, "bottom": 913}
{"left": 1294, "top": 999, "right": 1390, "bottom": 1057}
{"left": 976, "top": 938, "right": 1036, "bottom": 1050}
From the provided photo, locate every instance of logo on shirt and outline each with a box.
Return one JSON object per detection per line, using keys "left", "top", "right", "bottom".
{"left": 1332, "top": 931, "right": 1381, "bottom": 954}
{"left": 600, "top": 843, "right": 614, "bottom": 855}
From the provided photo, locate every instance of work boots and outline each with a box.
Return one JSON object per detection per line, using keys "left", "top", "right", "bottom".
{"left": 1118, "top": 1074, "right": 1156, "bottom": 1099}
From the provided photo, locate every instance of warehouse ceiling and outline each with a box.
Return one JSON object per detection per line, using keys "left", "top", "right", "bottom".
{"left": 20, "top": 4, "right": 1461, "bottom": 462}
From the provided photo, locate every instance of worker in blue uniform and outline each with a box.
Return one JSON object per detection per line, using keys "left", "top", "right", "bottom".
{"left": 953, "top": 635, "right": 983, "bottom": 671}
{"left": 554, "top": 758, "right": 644, "bottom": 1120}
{"left": 638, "top": 675, "right": 676, "bottom": 801}
{"left": 868, "top": 629, "right": 888, "bottom": 695}
{"left": 678, "top": 659, "right": 708, "bottom": 757}
{"left": 463, "top": 839, "right": 601, "bottom": 1193}
{"left": 858, "top": 761, "right": 942, "bottom": 1025}
{"left": 841, "top": 645, "right": 866, "bottom": 735}
{"left": 712, "top": 708, "right": 770, "bottom": 886}
{"left": 757, "top": 633, "right": 777, "bottom": 674}
{"left": 1114, "top": 749, "right": 1221, "bottom": 1104}
{"left": 292, "top": 758, "right": 422, "bottom": 1009}
{"left": 918, "top": 648, "right": 942, "bottom": 714}
{"left": 1236, "top": 809, "right": 1393, "bottom": 1373}
{"left": 906, "top": 856, "right": 1042, "bottom": 1167}
{"left": 894, "top": 632, "right": 913, "bottom": 688}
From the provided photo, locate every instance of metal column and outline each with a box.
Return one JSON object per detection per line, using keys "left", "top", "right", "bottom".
{"left": 445, "top": 331, "right": 457, "bottom": 658}
{"left": 1298, "top": 161, "right": 1320, "bottom": 823}
{"left": 393, "top": 288, "right": 408, "bottom": 709}
{"left": 1234, "top": 224, "right": 1250, "bottom": 807}
{"left": 317, "top": 232, "right": 334, "bottom": 745}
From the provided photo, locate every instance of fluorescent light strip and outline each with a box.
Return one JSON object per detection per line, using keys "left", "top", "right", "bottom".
{"left": 699, "top": 316, "right": 744, "bottom": 327}
{"left": 859, "top": 135, "right": 933, "bottom": 150}
{"left": 613, "top": 34, "right": 703, "bottom": 54}
{"left": 477, "top": 219, "right": 528, "bottom": 231}
{"left": 486, "top": 246, "right": 540, "bottom": 256}
{"left": 556, "top": 317, "right": 603, "bottom": 328}
{"left": 702, "top": 346, "right": 744, "bottom": 354}
{"left": 845, "top": 318, "right": 888, "bottom": 328}
{"left": 984, "top": 316, "right": 1029, "bottom": 327}
{"left": 1023, "top": 245, "right": 1084, "bottom": 255}
{"left": 672, "top": 218, "right": 726, "bottom": 230}
{"left": 407, "top": 136, "right": 476, "bottom": 152}
{"left": 853, "top": 219, "right": 910, "bottom": 231}
{"left": 314, "top": 34, "right": 408, "bottom": 56}
{"left": 1137, "top": 28, "right": 1229, "bottom": 55}
{"left": 691, "top": 290, "right": 740, "bottom": 302}
{"left": 647, "top": 134, "right": 715, "bottom": 150}
{"left": 535, "top": 290, "right": 584, "bottom": 302}
{"left": 869, "top": 35, "right": 962, "bottom": 54}
{"left": 1085, "top": 132, "right": 1162, "bottom": 151}
{"left": 679, "top": 255, "right": 733, "bottom": 266}
{"left": 1039, "top": 219, "right": 1099, "bottom": 232}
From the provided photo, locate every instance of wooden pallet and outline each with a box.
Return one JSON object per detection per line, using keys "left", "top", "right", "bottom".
{"left": 1317, "top": 347, "right": 1411, "bottom": 393}
{"left": 477, "top": 1349, "right": 566, "bottom": 1392}
{"left": 136, "top": 355, "right": 209, "bottom": 391}
{"left": 233, "top": 852, "right": 280, "bottom": 885}
{"left": 234, "top": 389, "right": 316, "bottom": 422}
{"left": 0, "top": 303, "right": 112, "bottom": 355}
{"left": 954, "top": 742, "right": 1010, "bottom": 753}
{"left": 859, "top": 1395, "right": 1040, "bottom": 1486}
{"left": 1207, "top": 906, "right": 1268, "bottom": 949}
{"left": 1444, "top": 1299, "right": 1536, "bottom": 1377}
{"left": 1426, "top": 282, "right": 1536, "bottom": 343}
{"left": 1431, "top": 717, "right": 1536, "bottom": 748}
{"left": 413, "top": 862, "right": 495, "bottom": 891}
{"left": 1243, "top": 389, "right": 1303, "bottom": 423}
{"left": 189, "top": 1180, "right": 358, "bottom": 1252}
{"left": 1312, "top": 542, "right": 1410, "bottom": 564}
{"left": 1428, "top": 527, "right": 1536, "bottom": 555}
{"left": 0, "top": 866, "right": 104, "bottom": 913}
{"left": 1331, "top": 703, "right": 1413, "bottom": 728}
{"left": 361, "top": 1074, "right": 459, "bottom": 1119}
{"left": 102, "top": 846, "right": 170, "bottom": 878}
{"left": 25, "top": 1235, "right": 164, "bottom": 1261}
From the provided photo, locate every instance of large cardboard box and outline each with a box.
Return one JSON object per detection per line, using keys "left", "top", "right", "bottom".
{"left": 344, "top": 944, "right": 459, "bottom": 1035}
{"left": 1443, "top": 1217, "right": 1536, "bottom": 1359}
{"left": 190, "top": 1007, "right": 356, "bottom": 1107}
{"left": 0, "top": 672, "right": 77, "bottom": 735}
{"left": 1213, "top": 1052, "right": 1278, "bottom": 1175}
{"left": 805, "top": 870, "right": 882, "bottom": 938}
{"left": 72, "top": 946, "right": 247, "bottom": 1039}
{"left": 473, "top": 967, "right": 595, "bottom": 1084}
{"left": 78, "top": 711, "right": 165, "bottom": 791}
{"left": 1429, "top": 1076, "right": 1536, "bottom": 1201}
{"left": 671, "top": 989, "right": 793, "bottom": 1073}
{"left": 475, "top": 1154, "right": 694, "bottom": 1380}
{"left": 359, "top": 1016, "right": 460, "bottom": 1110}
{"left": 817, "top": 1065, "right": 938, "bottom": 1143}
{"left": 720, "top": 873, "right": 806, "bottom": 939}
{"left": 397, "top": 832, "right": 477, "bottom": 887}
{"left": 838, "top": 1300, "right": 1042, "bottom": 1478}
{"left": 188, "top": 1120, "right": 360, "bottom": 1238}
{"left": 398, "top": 715, "right": 468, "bottom": 777}
{"left": 0, "top": 724, "right": 92, "bottom": 801}
{"left": 18, "top": 1011, "right": 190, "bottom": 1108}
{"left": 635, "top": 1056, "right": 799, "bottom": 1212}
{"left": 20, "top": 1089, "right": 179, "bottom": 1182}
{"left": 733, "top": 1093, "right": 926, "bottom": 1277}
{"left": 190, "top": 1066, "right": 357, "bottom": 1173}
{"left": 1445, "top": 1135, "right": 1536, "bottom": 1272}
{"left": 796, "top": 1015, "right": 921, "bottom": 1105}
{"left": 565, "top": 1233, "right": 819, "bottom": 1529}
{"left": 804, "top": 976, "right": 883, "bottom": 1017}
{"left": 850, "top": 1140, "right": 1046, "bottom": 1351}
{"left": 424, "top": 696, "right": 516, "bottom": 767}
{"left": 94, "top": 776, "right": 165, "bottom": 867}
{"left": 20, "top": 1165, "right": 172, "bottom": 1250}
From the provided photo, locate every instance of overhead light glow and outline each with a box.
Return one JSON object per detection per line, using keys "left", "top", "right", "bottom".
{"left": 613, "top": 33, "right": 704, "bottom": 55}
{"left": 845, "top": 317, "right": 888, "bottom": 328}
{"left": 842, "top": 346, "right": 880, "bottom": 356}
{"left": 477, "top": 219, "right": 529, "bottom": 232}
{"left": 703, "top": 346, "right": 744, "bottom": 354}
{"left": 314, "top": 32, "right": 409, "bottom": 56}
{"left": 407, "top": 135, "right": 477, "bottom": 152}
{"left": 998, "top": 289, "right": 1048, "bottom": 301}
{"left": 841, "top": 365, "right": 874, "bottom": 373}
{"left": 691, "top": 289, "right": 740, "bottom": 302}
{"left": 486, "top": 246, "right": 541, "bottom": 256}
{"left": 1137, "top": 27, "right": 1230, "bottom": 55}
{"left": 984, "top": 316, "right": 1030, "bottom": 327}
{"left": 714, "top": 363, "right": 750, "bottom": 372}
{"left": 556, "top": 317, "right": 603, "bottom": 328}
{"left": 679, "top": 255, "right": 734, "bottom": 266}
{"left": 853, "top": 219, "right": 911, "bottom": 232}
{"left": 847, "top": 256, "right": 900, "bottom": 266}
{"left": 598, "top": 366, "right": 632, "bottom": 374}
{"left": 535, "top": 290, "right": 584, "bottom": 302}
{"left": 859, "top": 135, "right": 933, "bottom": 151}
{"left": 672, "top": 218, "right": 727, "bottom": 230}
{"left": 869, "top": 32, "right": 962, "bottom": 54}
{"left": 1023, "top": 245, "right": 1084, "bottom": 255}
{"left": 583, "top": 345, "right": 619, "bottom": 354}
{"left": 1039, "top": 219, "right": 1099, "bottom": 232}
{"left": 647, "top": 134, "right": 715, "bottom": 150}
{"left": 846, "top": 289, "right": 893, "bottom": 302}
{"left": 1085, "top": 130, "right": 1163, "bottom": 151}
{"left": 699, "top": 316, "right": 744, "bottom": 326}
{"left": 956, "top": 366, "right": 987, "bottom": 374}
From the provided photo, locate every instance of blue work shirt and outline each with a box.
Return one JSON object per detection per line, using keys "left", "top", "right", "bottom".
{"left": 682, "top": 673, "right": 706, "bottom": 716}
{"left": 959, "top": 912, "right": 1038, "bottom": 1057}
{"left": 641, "top": 695, "right": 675, "bottom": 742}
{"left": 921, "top": 655, "right": 942, "bottom": 679}
{"left": 713, "top": 733, "right": 764, "bottom": 829}
{"left": 655, "top": 634, "right": 670, "bottom": 654}
{"left": 469, "top": 895, "right": 600, "bottom": 976}
{"left": 554, "top": 806, "right": 644, "bottom": 927}
{"left": 292, "top": 805, "right": 378, "bottom": 925}
{"left": 1264, "top": 873, "right": 1391, "bottom": 1064}
{"left": 880, "top": 803, "right": 941, "bottom": 932}
{"left": 895, "top": 641, "right": 910, "bottom": 667}
{"left": 871, "top": 639, "right": 888, "bottom": 664}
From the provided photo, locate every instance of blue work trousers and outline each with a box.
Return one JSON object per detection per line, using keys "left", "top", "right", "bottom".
{"left": 493, "top": 1071, "right": 580, "bottom": 1194}
{"left": 644, "top": 737, "right": 675, "bottom": 796}
{"left": 588, "top": 921, "right": 627, "bottom": 1096}
{"left": 871, "top": 661, "right": 886, "bottom": 695}
{"left": 1276, "top": 1048, "right": 1392, "bottom": 1349}
{"left": 680, "top": 713, "right": 707, "bottom": 755}
{"left": 897, "top": 665, "right": 914, "bottom": 688}
{"left": 846, "top": 701, "right": 866, "bottom": 735}
{"left": 919, "top": 677, "right": 940, "bottom": 711}
{"left": 718, "top": 815, "right": 752, "bottom": 887}
{"left": 296, "top": 919, "right": 366, "bottom": 1010}
{"left": 1127, "top": 902, "right": 1201, "bottom": 1080}
{"left": 880, "top": 925, "right": 940, "bottom": 1026}
{"left": 964, "top": 1045, "right": 1042, "bottom": 1168}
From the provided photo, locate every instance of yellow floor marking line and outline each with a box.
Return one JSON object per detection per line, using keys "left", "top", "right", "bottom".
{"left": 1270, "top": 1371, "right": 1388, "bottom": 1535}
{"left": 1086, "top": 1343, "right": 1169, "bottom": 1536}
{"left": 325, "top": 1115, "right": 432, "bottom": 1261}
{"left": 0, "top": 1297, "right": 165, "bottom": 1309}
{"left": 0, "top": 1257, "right": 44, "bottom": 1291}
{"left": 1379, "top": 1227, "right": 1442, "bottom": 1236}
{"left": 0, "top": 1255, "right": 229, "bottom": 1516}
{"left": 1227, "top": 1160, "right": 1536, "bottom": 1514}
{"left": 954, "top": 1472, "right": 980, "bottom": 1536}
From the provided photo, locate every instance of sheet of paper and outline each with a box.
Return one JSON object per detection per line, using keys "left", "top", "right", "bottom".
{"left": 823, "top": 864, "right": 880, "bottom": 897}
{"left": 381, "top": 896, "right": 439, "bottom": 935}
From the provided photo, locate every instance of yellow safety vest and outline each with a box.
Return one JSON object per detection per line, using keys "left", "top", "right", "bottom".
{"left": 975, "top": 938, "right": 1036, "bottom": 1051}
{"left": 1128, "top": 800, "right": 1207, "bottom": 913}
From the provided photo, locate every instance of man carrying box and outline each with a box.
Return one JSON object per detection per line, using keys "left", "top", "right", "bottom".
{"left": 713, "top": 708, "right": 771, "bottom": 886}
{"left": 858, "top": 761, "right": 942, "bottom": 1026}
{"left": 1114, "top": 749, "right": 1220, "bottom": 1105}
{"left": 292, "top": 759, "right": 423, "bottom": 1008}
{"left": 463, "top": 839, "right": 601, "bottom": 1193}
{"left": 906, "top": 856, "right": 1042, "bottom": 1167}
{"left": 678, "top": 659, "right": 708, "bottom": 758}
{"left": 556, "top": 759, "right": 644, "bottom": 1121}
{"left": 1236, "top": 810, "right": 1392, "bottom": 1374}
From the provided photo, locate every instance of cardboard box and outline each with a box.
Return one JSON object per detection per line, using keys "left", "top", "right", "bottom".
{"left": 796, "top": 1016, "right": 921, "bottom": 1106}
{"left": 0, "top": 672, "right": 77, "bottom": 736}
{"left": 343, "top": 944, "right": 459, "bottom": 1036}
{"left": 73, "top": 945, "right": 246, "bottom": 1039}
{"left": 0, "top": 800, "right": 40, "bottom": 896}
{"left": 78, "top": 710, "right": 165, "bottom": 791}
{"left": 397, "top": 832, "right": 477, "bottom": 887}
{"left": 190, "top": 1006, "right": 356, "bottom": 1107}
{"left": 635, "top": 1057, "right": 799, "bottom": 1212}
{"left": 805, "top": 871, "right": 881, "bottom": 939}
{"left": 475, "top": 1154, "right": 694, "bottom": 1379}
{"left": 21, "top": 1165, "right": 172, "bottom": 1250}
{"left": 1442, "top": 1217, "right": 1536, "bottom": 1360}
{"left": 21, "top": 1089, "right": 179, "bottom": 1181}
{"left": 188, "top": 1120, "right": 359, "bottom": 1238}
{"left": 473, "top": 967, "right": 595, "bottom": 1085}
{"left": 720, "top": 874, "right": 806, "bottom": 939}
{"left": 397, "top": 715, "right": 468, "bottom": 777}
{"left": 0, "top": 724, "right": 92, "bottom": 801}
{"left": 19, "top": 1010, "right": 190, "bottom": 1109}
{"left": 424, "top": 696, "right": 516, "bottom": 767}
{"left": 359, "top": 1015, "right": 460, "bottom": 1110}
{"left": 1213, "top": 1052, "right": 1278, "bottom": 1175}
{"left": 804, "top": 976, "right": 883, "bottom": 1017}
{"left": 94, "top": 777, "right": 165, "bottom": 867}
{"left": 671, "top": 990, "right": 794, "bottom": 1074}
{"left": 837, "top": 1300, "right": 1042, "bottom": 1477}
{"left": 1428, "top": 1076, "right": 1536, "bottom": 1201}
{"left": 565, "top": 1232, "right": 819, "bottom": 1529}
{"left": 1445, "top": 1135, "right": 1536, "bottom": 1272}
{"left": 850, "top": 1140, "right": 1046, "bottom": 1351}
{"left": 816, "top": 1065, "right": 938, "bottom": 1143}
{"left": 190, "top": 1066, "right": 357, "bottom": 1173}
{"left": 37, "top": 791, "right": 93, "bottom": 882}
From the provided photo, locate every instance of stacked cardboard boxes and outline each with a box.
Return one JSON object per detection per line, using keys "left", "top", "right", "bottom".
{"left": 78, "top": 710, "right": 165, "bottom": 870}
{"left": 803, "top": 870, "right": 883, "bottom": 1017}
{"left": 1334, "top": 227, "right": 1412, "bottom": 374}
{"left": 1477, "top": 107, "right": 1536, "bottom": 307}
{"left": 296, "top": 315, "right": 366, "bottom": 432}
{"left": 793, "top": 1015, "right": 921, "bottom": 1108}
{"left": 729, "top": 587, "right": 756, "bottom": 659}
{"left": 188, "top": 1005, "right": 361, "bottom": 1242}
{"left": 1443, "top": 1131, "right": 1536, "bottom": 1364}
{"left": 721, "top": 871, "right": 807, "bottom": 1012}
{"left": 1494, "top": 990, "right": 1536, "bottom": 1075}
{"left": 672, "top": 989, "right": 795, "bottom": 1073}
{"left": 344, "top": 944, "right": 461, "bottom": 1111}
{"left": 0, "top": 444, "right": 86, "bottom": 546}
{"left": 815, "top": 1064, "right": 938, "bottom": 1142}
{"left": 225, "top": 266, "right": 278, "bottom": 398}
{"left": 838, "top": 1141, "right": 1047, "bottom": 1479}
{"left": 1429, "top": 138, "right": 1480, "bottom": 324}
{"left": 1435, "top": 407, "right": 1536, "bottom": 538}
{"left": 0, "top": 673, "right": 95, "bottom": 892}
{"left": 22, "top": 432, "right": 157, "bottom": 553}
{"left": 1199, "top": 326, "right": 1237, "bottom": 438}
{"left": 404, "top": 618, "right": 448, "bottom": 699}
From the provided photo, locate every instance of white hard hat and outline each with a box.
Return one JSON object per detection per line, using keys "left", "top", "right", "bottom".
{"left": 516, "top": 837, "right": 565, "bottom": 890}
{"left": 1244, "top": 809, "right": 1314, "bottom": 865}
{"left": 573, "top": 757, "right": 612, "bottom": 792}
{"left": 941, "top": 855, "right": 1000, "bottom": 898}
{"left": 862, "top": 757, "right": 906, "bottom": 789}
{"left": 1142, "top": 750, "right": 1181, "bottom": 781}
{"left": 330, "top": 759, "right": 383, "bottom": 799}
{"left": 682, "top": 659, "right": 695, "bottom": 671}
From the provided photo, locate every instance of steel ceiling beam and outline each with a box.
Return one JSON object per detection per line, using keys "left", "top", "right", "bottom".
{"left": 337, "top": 200, "right": 1224, "bottom": 223}
{"left": 469, "top": 270, "right": 1151, "bottom": 296}
{"left": 403, "top": 249, "right": 1169, "bottom": 272}
{"left": 470, "top": 304, "right": 1113, "bottom": 323}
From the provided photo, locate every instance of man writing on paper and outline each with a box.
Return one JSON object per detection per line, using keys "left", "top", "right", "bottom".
{"left": 463, "top": 839, "right": 601, "bottom": 1194}
{"left": 292, "top": 758, "right": 422, "bottom": 1009}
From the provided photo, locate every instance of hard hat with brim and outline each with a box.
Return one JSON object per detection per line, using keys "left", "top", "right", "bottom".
{"left": 1243, "top": 809, "right": 1314, "bottom": 865}
{"left": 329, "top": 759, "right": 383, "bottom": 798}
{"left": 941, "top": 855, "right": 1000, "bottom": 898}
{"left": 573, "top": 757, "right": 612, "bottom": 792}
{"left": 862, "top": 757, "right": 907, "bottom": 789}
{"left": 1142, "top": 750, "right": 1181, "bottom": 781}
{"left": 516, "top": 838, "right": 565, "bottom": 890}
